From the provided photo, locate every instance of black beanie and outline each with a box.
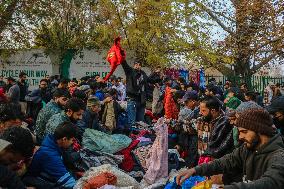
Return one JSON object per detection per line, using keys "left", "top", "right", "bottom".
{"left": 236, "top": 109, "right": 274, "bottom": 136}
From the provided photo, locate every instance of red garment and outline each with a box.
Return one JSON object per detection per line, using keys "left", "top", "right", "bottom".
{"left": 145, "top": 109, "right": 158, "bottom": 122}
{"left": 198, "top": 155, "right": 213, "bottom": 165}
{"left": 104, "top": 37, "right": 126, "bottom": 81}
{"left": 129, "top": 130, "right": 151, "bottom": 140}
{"left": 0, "top": 87, "right": 7, "bottom": 103}
{"left": 164, "top": 86, "right": 179, "bottom": 120}
{"left": 83, "top": 172, "right": 117, "bottom": 189}
{"left": 180, "top": 151, "right": 188, "bottom": 159}
{"left": 72, "top": 138, "right": 81, "bottom": 152}
{"left": 116, "top": 140, "right": 140, "bottom": 172}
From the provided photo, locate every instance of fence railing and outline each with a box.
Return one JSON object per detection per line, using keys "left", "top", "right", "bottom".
{"left": 205, "top": 75, "right": 284, "bottom": 94}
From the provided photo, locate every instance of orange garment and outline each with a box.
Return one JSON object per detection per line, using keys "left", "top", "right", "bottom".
{"left": 164, "top": 86, "right": 179, "bottom": 119}
{"left": 83, "top": 172, "right": 117, "bottom": 189}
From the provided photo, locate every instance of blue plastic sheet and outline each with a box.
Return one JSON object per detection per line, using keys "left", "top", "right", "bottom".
{"left": 164, "top": 176, "right": 206, "bottom": 189}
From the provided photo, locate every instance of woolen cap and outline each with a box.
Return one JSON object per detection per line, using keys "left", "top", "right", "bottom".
{"left": 267, "top": 96, "right": 284, "bottom": 113}
{"left": 235, "top": 101, "right": 262, "bottom": 114}
{"left": 236, "top": 109, "right": 274, "bottom": 136}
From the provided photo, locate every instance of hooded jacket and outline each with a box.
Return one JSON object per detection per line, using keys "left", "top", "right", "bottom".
{"left": 195, "top": 133, "right": 284, "bottom": 189}
{"left": 27, "top": 135, "right": 76, "bottom": 188}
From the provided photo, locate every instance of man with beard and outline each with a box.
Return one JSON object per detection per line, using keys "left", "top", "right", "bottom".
{"left": 44, "top": 98, "right": 85, "bottom": 141}
{"left": 238, "top": 83, "right": 248, "bottom": 102}
{"left": 195, "top": 97, "right": 235, "bottom": 184}
{"left": 177, "top": 108, "right": 284, "bottom": 189}
{"left": 35, "top": 88, "right": 70, "bottom": 144}
{"left": 197, "top": 96, "right": 234, "bottom": 160}
{"left": 267, "top": 96, "right": 284, "bottom": 136}
{"left": 25, "top": 79, "right": 52, "bottom": 120}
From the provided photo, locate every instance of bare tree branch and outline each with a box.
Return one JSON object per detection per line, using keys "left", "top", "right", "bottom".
{"left": 213, "top": 11, "right": 235, "bottom": 23}
{"left": 252, "top": 36, "right": 284, "bottom": 53}
{"left": 251, "top": 53, "right": 278, "bottom": 73}
{"left": 192, "top": 0, "right": 235, "bottom": 35}
{"left": 112, "top": 1, "right": 131, "bottom": 49}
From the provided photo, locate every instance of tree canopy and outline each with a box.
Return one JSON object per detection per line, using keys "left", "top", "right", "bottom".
{"left": 189, "top": 0, "right": 284, "bottom": 76}
{"left": 0, "top": 0, "right": 283, "bottom": 76}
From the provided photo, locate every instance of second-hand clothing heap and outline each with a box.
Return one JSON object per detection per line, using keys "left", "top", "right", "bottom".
{"left": 143, "top": 118, "right": 168, "bottom": 185}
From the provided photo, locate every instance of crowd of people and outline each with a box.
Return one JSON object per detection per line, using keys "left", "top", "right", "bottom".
{"left": 0, "top": 59, "right": 284, "bottom": 189}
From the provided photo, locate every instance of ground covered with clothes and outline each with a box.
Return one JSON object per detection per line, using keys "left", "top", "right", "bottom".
{"left": 67, "top": 118, "right": 223, "bottom": 189}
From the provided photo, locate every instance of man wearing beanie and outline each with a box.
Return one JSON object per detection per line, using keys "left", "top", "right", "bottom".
{"left": 177, "top": 108, "right": 284, "bottom": 189}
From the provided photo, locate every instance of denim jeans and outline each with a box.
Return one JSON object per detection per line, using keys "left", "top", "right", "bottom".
{"left": 127, "top": 100, "right": 145, "bottom": 126}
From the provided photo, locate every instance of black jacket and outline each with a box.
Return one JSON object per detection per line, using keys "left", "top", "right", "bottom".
{"left": 17, "top": 81, "right": 29, "bottom": 102}
{"left": 121, "top": 61, "right": 148, "bottom": 105}
{"left": 195, "top": 134, "right": 284, "bottom": 189}
{"left": 0, "top": 165, "right": 26, "bottom": 189}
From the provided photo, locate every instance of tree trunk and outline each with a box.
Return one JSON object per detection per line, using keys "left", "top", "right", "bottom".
{"left": 234, "top": 0, "right": 253, "bottom": 77}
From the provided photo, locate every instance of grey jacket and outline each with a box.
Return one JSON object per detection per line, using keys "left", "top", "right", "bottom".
{"left": 7, "top": 84, "right": 20, "bottom": 103}
{"left": 195, "top": 133, "right": 284, "bottom": 189}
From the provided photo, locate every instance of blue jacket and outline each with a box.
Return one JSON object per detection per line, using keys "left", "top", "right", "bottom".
{"left": 28, "top": 135, "right": 76, "bottom": 188}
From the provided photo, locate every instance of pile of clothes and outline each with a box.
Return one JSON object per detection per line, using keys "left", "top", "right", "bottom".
{"left": 70, "top": 116, "right": 207, "bottom": 189}
{"left": 74, "top": 118, "right": 182, "bottom": 189}
{"left": 74, "top": 164, "right": 139, "bottom": 189}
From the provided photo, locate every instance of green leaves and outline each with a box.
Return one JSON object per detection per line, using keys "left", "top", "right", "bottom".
{"left": 1, "top": 0, "right": 282, "bottom": 75}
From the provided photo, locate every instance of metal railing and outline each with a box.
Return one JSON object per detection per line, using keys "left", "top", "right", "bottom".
{"left": 205, "top": 75, "right": 284, "bottom": 94}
